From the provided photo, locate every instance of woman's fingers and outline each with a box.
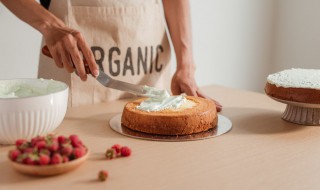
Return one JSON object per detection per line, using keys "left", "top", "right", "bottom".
{"left": 49, "top": 48, "right": 63, "bottom": 68}
{"left": 197, "top": 90, "right": 222, "bottom": 112}
{"left": 184, "top": 86, "right": 197, "bottom": 96}
{"left": 59, "top": 48, "right": 74, "bottom": 73}
{"left": 63, "top": 33, "right": 87, "bottom": 81}
{"left": 75, "top": 32, "right": 99, "bottom": 77}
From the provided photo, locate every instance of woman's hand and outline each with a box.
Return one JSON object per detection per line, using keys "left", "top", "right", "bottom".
{"left": 171, "top": 64, "right": 222, "bottom": 112}
{"left": 41, "top": 23, "right": 99, "bottom": 81}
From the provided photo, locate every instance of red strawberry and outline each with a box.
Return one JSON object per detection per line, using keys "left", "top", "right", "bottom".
{"left": 70, "top": 135, "right": 84, "bottom": 148}
{"left": 31, "top": 136, "right": 45, "bottom": 146}
{"left": 120, "top": 146, "right": 131, "bottom": 157}
{"left": 35, "top": 140, "right": 46, "bottom": 150}
{"left": 50, "top": 153, "right": 62, "bottom": 165}
{"left": 8, "top": 149, "right": 21, "bottom": 161}
{"left": 15, "top": 139, "right": 27, "bottom": 147}
{"left": 60, "top": 144, "right": 73, "bottom": 157}
{"left": 73, "top": 147, "right": 86, "bottom": 159}
{"left": 105, "top": 148, "right": 117, "bottom": 160}
{"left": 111, "top": 144, "right": 121, "bottom": 154}
{"left": 22, "top": 153, "right": 38, "bottom": 165}
{"left": 62, "top": 156, "right": 69, "bottom": 163}
{"left": 23, "top": 147, "right": 36, "bottom": 154}
{"left": 39, "top": 148, "right": 51, "bottom": 156}
{"left": 98, "top": 170, "right": 108, "bottom": 181}
{"left": 57, "top": 135, "right": 66, "bottom": 144}
{"left": 17, "top": 141, "right": 30, "bottom": 152}
{"left": 39, "top": 154, "right": 50, "bottom": 165}
{"left": 47, "top": 141, "right": 59, "bottom": 152}
{"left": 23, "top": 157, "right": 35, "bottom": 165}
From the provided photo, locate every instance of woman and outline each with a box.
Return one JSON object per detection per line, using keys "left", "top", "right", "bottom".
{"left": 1, "top": 0, "right": 222, "bottom": 111}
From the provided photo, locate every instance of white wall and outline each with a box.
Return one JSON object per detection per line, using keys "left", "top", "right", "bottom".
{"left": 190, "top": 0, "right": 275, "bottom": 92}
{"left": 0, "top": 2, "right": 42, "bottom": 79}
{"left": 273, "top": 0, "right": 320, "bottom": 72}
{"left": 1, "top": 1, "right": 319, "bottom": 93}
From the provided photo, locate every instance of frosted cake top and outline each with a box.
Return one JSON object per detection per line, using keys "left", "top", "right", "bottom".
{"left": 267, "top": 68, "right": 320, "bottom": 89}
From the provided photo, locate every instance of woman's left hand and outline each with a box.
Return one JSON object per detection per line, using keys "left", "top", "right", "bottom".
{"left": 171, "top": 64, "right": 222, "bottom": 112}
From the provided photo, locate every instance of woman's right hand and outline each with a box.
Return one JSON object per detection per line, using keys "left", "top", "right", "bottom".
{"left": 41, "top": 23, "right": 99, "bottom": 81}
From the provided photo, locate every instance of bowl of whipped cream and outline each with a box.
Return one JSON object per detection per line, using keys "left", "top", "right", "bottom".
{"left": 0, "top": 78, "right": 68, "bottom": 144}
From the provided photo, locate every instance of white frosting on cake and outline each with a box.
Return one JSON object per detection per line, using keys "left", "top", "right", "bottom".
{"left": 136, "top": 86, "right": 195, "bottom": 112}
{"left": 267, "top": 68, "right": 320, "bottom": 89}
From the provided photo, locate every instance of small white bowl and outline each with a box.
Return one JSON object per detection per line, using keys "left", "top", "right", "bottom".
{"left": 0, "top": 79, "right": 68, "bottom": 144}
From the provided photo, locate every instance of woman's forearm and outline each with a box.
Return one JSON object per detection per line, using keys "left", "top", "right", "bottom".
{"left": 162, "top": 0, "right": 195, "bottom": 70}
{"left": 1, "top": 0, "right": 64, "bottom": 36}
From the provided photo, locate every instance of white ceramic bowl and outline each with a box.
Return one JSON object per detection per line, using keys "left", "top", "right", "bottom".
{"left": 0, "top": 79, "right": 68, "bottom": 144}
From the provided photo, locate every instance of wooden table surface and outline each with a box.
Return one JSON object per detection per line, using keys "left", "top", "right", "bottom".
{"left": 1, "top": 85, "right": 320, "bottom": 190}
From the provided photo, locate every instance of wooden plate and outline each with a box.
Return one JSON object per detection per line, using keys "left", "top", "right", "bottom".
{"left": 9, "top": 151, "right": 89, "bottom": 176}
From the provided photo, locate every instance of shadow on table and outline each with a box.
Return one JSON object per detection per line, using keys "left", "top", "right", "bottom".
{"left": 64, "top": 112, "right": 125, "bottom": 139}
{"left": 221, "top": 107, "right": 308, "bottom": 135}
{"left": 0, "top": 160, "right": 40, "bottom": 184}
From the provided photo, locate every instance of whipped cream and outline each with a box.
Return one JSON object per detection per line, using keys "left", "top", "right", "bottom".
{"left": 136, "top": 86, "right": 189, "bottom": 112}
{"left": 267, "top": 68, "right": 320, "bottom": 89}
{"left": 0, "top": 79, "right": 67, "bottom": 98}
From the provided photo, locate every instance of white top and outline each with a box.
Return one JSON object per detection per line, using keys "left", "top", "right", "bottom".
{"left": 267, "top": 68, "right": 320, "bottom": 89}
{"left": 136, "top": 86, "right": 194, "bottom": 112}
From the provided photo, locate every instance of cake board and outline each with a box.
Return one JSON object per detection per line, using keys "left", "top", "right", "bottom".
{"left": 109, "top": 114, "right": 232, "bottom": 142}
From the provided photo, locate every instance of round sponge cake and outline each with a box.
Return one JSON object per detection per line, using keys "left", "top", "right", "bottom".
{"left": 265, "top": 68, "right": 320, "bottom": 104}
{"left": 121, "top": 96, "right": 217, "bottom": 135}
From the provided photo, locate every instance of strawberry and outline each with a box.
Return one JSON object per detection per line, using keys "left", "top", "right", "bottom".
{"left": 35, "top": 140, "right": 46, "bottom": 150}
{"left": 120, "top": 146, "right": 131, "bottom": 157}
{"left": 69, "top": 135, "right": 83, "bottom": 148}
{"left": 22, "top": 153, "right": 38, "bottom": 165}
{"left": 15, "top": 139, "right": 27, "bottom": 147}
{"left": 17, "top": 141, "right": 30, "bottom": 152}
{"left": 47, "top": 141, "right": 59, "bottom": 152}
{"left": 8, "top": 149, "right": 21, "bottom": 161}
{"left": 57, "top": 135, "right": 66, "bottom": 144}
{"left": 60, "top": 144, "right": 73, "bottom": 157}
{"left": 73, "top": 147, "right": 86, "bottom": 159}
{"left": 98, "top": 170, "right": 108, "bottom": 181}
{"left": 31, "top": 136, "right": 45, "bottom": 147}
{"left": 111, "top": 144, "right": 121, "bottom": 154}
{"left": 62, "top": 156, "right": 69, "bottom": 163}
{"left": 50, "top": 153, "right": 62, "bottom": 165}
{"left": 39, "top": 154, "right": 50, "bottom": 165}
{"left": 105, "top": 148, "right": 117, "bottom": 160}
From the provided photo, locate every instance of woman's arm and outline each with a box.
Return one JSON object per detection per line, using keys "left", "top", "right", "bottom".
{"left": 1, "top": 0, "right": 99, "bottom": 81}
{"left": 162, "top": 0, "right": 222, "bottom": 111}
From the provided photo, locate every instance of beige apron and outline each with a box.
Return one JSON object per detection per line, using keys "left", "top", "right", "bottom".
{"left": 38, "top": 0, "right": 171, "bottom": 107}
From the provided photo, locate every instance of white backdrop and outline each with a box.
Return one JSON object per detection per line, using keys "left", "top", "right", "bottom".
{"left": 1, "top": 0, "right": 320, "bottom": 93}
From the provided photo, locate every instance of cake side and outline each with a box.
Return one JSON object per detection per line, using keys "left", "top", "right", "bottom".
{"left": 265, "top": 82, "right": 320, "bottom": 104}
{"left": 121, "top": 96, "right": 217, "bottom": 135}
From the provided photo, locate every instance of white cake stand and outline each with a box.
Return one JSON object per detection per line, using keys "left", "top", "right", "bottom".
{"left": 268, "top": 96, "right": 320, "bottom": 125}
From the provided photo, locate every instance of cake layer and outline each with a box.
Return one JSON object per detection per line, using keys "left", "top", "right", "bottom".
{"left": 265, "top": 82, "right": 320, "bottom": 104}
{"left": 121, "top": 96, "right": 217, "bottom": 135}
